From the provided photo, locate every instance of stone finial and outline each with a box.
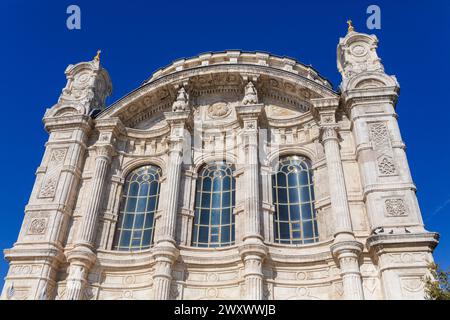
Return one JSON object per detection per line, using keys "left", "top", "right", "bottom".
{"left": 172, "top": 87, "right": 189, "bottom": 112}
{"left": 94, "top": 50, "right": 101, "bottom": 62}
{"left": 347, "top": 20, "right": 354, "bottom": 33}
{"left": 242, "top": 81, "right": 258, "bottom": 105}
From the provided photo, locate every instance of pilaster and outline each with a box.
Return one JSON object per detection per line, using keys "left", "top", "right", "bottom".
{"left": 235, "top": 77, "right": 268, "bottom": 300}
{"left": 65, "top": 119, "right": 120, "bottom": 300}
{"left": 314, "top": 97, "right": 364, "bottom": 300}
{"left": 152, "top": 87, "right": 191, "bottom": 300}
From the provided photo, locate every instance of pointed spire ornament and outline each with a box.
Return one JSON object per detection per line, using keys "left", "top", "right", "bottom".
{"left": 347, "top": 20, "right": 355, "bottom": 33}
{"left": 172, "top": 87, "right": 189, "bottom": 112}
{"left": 242, "top": 81, "right": 258, "bottom": 105}
{"left": 94, "top": 50, "right": 101, "bottom": 62}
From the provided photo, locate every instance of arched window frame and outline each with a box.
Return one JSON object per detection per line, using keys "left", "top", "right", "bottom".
{"left": 112, "top": 164, "right": 162, "bottom": 251}
{"left": 272, "top": 155, "right": 319, "bottom": 245}
{"left": 192, "top": 161, "right": 236, "bottom": 248}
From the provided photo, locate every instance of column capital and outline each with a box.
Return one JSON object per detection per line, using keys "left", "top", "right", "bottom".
{"left": 152, "top": 241, "right": 180, "bottom": 264}
{"left": 312, "top": 97, "right": 339, "bottom": 111}
{"left": 235, "top": 104, "right": 266, "bottom": 129}
{"left": 330, "top": 239, "right": 364, "bottom": 259}
{"left": 164, "top": 110, "right": 192, "bottom": 132}
{"left": 95, "top": 117, "right": 125, "bottom": 137}
{"left": 94, "top": 143, "right": 114, "bottom": 163}
{"left": 66, "top": 243, "right": 97, "bottom": 268}
{"left": 238, "top": 242, "right": 268, "bottom": 259}
{"left": 319, "top": 125, "right": 340, "bottom": 144}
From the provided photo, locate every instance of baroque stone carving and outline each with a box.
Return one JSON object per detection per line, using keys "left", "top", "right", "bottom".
{"left": 207, "top": 102, "right": 231, "bottom": 119}
{"left": 385, "top": 199, "right": 407, "bottom": 217}
{"left": 49, "top": 149, "right": 67, "bottom": 165}
{"left": 28, "top": 218, "right": 48, "bottom": 234}
{"left": 39, "top": 176, "right": 58, "bottom": 198}
{"left": 242, "top": 81, "right": 258, "bottom": 105}
{"left": 338, "top": 32, "right": 384, "bottom": 79}
{"left": 370, "top": 122, "right": 390, "bottom": 152}
{"left": 378, "top": 156, "right": 396, "bottom": 175}
{"left": 370, "top": 122, "right": 397, "bottom": 176}
{"left": 172, "top": 87, "right": 189, "bottom": 112}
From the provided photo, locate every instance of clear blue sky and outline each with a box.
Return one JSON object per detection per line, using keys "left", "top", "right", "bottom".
{"left": 0, "top": 0, "right": 449, "bottom": 289}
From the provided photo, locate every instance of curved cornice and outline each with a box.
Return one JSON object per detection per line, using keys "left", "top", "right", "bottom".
{"left": 146, "top": 51, "right": 333, "bottom": 87}
{"left": 98, "top": 61, "right": 339, "bottom": 123}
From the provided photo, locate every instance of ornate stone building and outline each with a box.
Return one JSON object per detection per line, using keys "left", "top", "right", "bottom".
{"left": 1, "top": 27, "right": 439, "bottom": 300}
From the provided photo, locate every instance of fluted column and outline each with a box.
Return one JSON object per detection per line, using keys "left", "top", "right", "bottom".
{"left": 66, "top": 143, "right": 113, "bottom": 300}
{"left": 321, "top": 126, "right": 353, "bottom": 235}
{"left": 159, "top": 140, "right": 183, "bottom": 242}
{"left": 152, "top": 110, "right": 190, "bottom": 300}
{"left": 314, "top": 98, "right": 364, "bottom": 300}
{"left": 321, "top": 125, "right": 364, "bottom": 300}
{"left": 236, "top": 99, "right": 267, "bottom": 300}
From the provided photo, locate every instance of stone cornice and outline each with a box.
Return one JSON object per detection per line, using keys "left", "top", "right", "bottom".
{"left": 147, "top": 51, "right": 333, "bottom": 89}
{"left": 366, "top": 232, "right": 440, "bottom": 253}
{"left": 341, "top": 86, "right": 400, "bottom": 110}
{"left": 43, "top": 114, "right": 92, "bottom": 133}
{"left": 363, "top": 182, "right": 417, "bottom": 197}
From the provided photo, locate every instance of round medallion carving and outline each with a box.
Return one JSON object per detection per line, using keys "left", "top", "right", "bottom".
{"left": 207, "top": 288, "right": 218, "bottom": 297}
{"left": 296, "top": 271, "right": 307, "bottom": 280}
{"left": 207, "top": 102, "right": 231, "bottom": 119}
{"left": 351, "top": 44, "right": 368, "bottom": 57}
{"left": 124, "top": 275, "right": 135, "bottom": 285}
{"left": 207, "top": 273, "right": 218, "bottom": 282}
{"left": 296, "top": 287, "right": 308, "bottom": 297}
{"left": 29, "top": 218, "right": 47, "bottom": 234}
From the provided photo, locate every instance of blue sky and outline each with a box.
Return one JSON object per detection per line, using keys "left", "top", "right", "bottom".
{"left": 0, "top": 0, "right": 449, "bottom": 289}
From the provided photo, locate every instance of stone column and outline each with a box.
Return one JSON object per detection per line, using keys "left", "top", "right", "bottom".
{"left": 314, "top": 98, "right": 364, "bottom": 300}
{"left": 65, "top": 142, "right": 113, "bottom": 300}
{"left": 236, "top": 82, "right": 267, "bottom": 299}
{"left": 152, "top": 107, "right": 190, "bottom": 300}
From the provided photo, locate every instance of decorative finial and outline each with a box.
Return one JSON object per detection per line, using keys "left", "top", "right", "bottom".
{"left": 172, "top": 87, "right": 189, "bottom": 112}
{"left": 94, "top": 50, "right": 101, "bottom": 62}
{"left": 242, "top": 81, "right": 258, "bottom": 105}
{"left": 347, "top": 20, "right": 354, "bottom": 33}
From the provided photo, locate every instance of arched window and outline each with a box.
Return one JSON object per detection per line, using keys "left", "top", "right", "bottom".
{"left": 192, "top": 161, "right": 235, "bottom": 248}
{"left": 113, "top": 165, "right": 161, "bottom": 251}
{"left": 272, "top": 156, "right": 318, "bottom": 244}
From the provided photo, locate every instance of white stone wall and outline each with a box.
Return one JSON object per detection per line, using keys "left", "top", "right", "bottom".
{"left": 1, "top": 33, "right": 438, "bottom": 300}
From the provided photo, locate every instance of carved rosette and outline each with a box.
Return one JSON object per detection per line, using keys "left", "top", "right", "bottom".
{"left": 207, "top": 102, "right": 231, "bottom": 119}
{"left": 28, "top": 218, "right": 48, "bottom": 235}
{"left": 385, "top": 199, "right": 407, "bottom": 217}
